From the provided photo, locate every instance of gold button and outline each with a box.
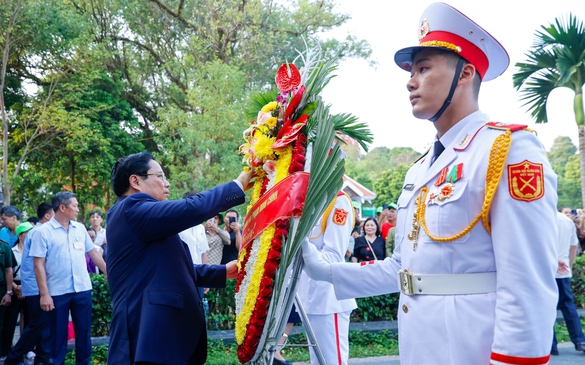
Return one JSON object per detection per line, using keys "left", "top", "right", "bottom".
{"left": 402, "top": 304, "right": 408, "bottom": 313}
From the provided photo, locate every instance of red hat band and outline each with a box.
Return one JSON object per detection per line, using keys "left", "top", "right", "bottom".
{"left": 419, "top": 31, "right": 489, "bottom": 80}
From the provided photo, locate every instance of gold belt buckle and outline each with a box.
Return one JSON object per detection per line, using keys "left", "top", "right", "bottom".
{"left": 399, "top": 269, "right": 415, "bottom": 296}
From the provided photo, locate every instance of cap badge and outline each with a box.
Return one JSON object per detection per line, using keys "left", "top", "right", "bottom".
{"left": 419, "top": 19, "right": 430, "bottom": 40}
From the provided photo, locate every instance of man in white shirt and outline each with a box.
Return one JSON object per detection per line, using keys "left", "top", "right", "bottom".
{"left": 552, "top": 211, "right": 585, "bottom": 355}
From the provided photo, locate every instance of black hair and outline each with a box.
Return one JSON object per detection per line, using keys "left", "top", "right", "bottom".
{"left": 225, "top": 209, "right": 239, "bottom": 219}
{"left": 182, "top": 191, "right": 198, "bottom": 199}
{"left": 0, "top": 206, "right": 21, "bottom": 220}
{"left": 89, "top": 210, "right": 103, "bottom": 218}
{"left": 27, "top": 217, "right": 39, "bottom": 224}
{"left": 364, "top": 217, "right": 381, "bottom": 237}
{"left": 36, "top": 202, "right": 53, "bottom": 219}
{"left": 51, "top": 192, "right": 76, "bottom": 212}
{"left": 111, "top": 152, "right": 154, "bottom": 197}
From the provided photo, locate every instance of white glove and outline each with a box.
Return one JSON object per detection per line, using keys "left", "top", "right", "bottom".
{"left": 301, "top": 238, "right": 333, "bottom": 283}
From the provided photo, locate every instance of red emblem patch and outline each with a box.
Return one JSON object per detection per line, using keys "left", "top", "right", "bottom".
{"left": 507, "top": 160, "right": 545, "bottom": 202}
{"left": 332, "top": 208, "right": 348, "bottom": 226}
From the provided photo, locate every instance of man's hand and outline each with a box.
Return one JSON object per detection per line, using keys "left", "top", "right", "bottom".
{"left": 302, "top": 239, "right": 333, "bottom": 283}
{"left": 225, "top": 260, "right": 239, "bottom": 280}
{"left": 237, "top": 170, "right": 256, "bottom": 192}
{"left": 0, "top": 293, "right": 11, "bottom": 306}
{"left": 557, "top": 259, "right": 570, "bottom": 275}
{"left": 230, "top": 222, "right": 240, "bottom": 233}
{"left": 40, "top": 294, "right": 54, "bottom": 311}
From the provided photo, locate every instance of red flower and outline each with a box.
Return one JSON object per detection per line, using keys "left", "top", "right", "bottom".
{"left": 284, "top": 85, "right": 306, "bottom": 121}
{"left": 273, "top": 114, "right": 308, "bottom": 149}
{"left": 267, "top": 249, "right": 281, "bottom": 261}
{"left": 260, "top": 276, "right": 274, "bottom": 289}
{"left": 275, "top": 63, "right": 301, "bottom": 92}
{"left": 259, "top": 285, "right": 273, "bottom": 299}
{"left": 278, "top": 219, "right": 291, "bottom": 230}
{"left": 260, "top": 176, "right": 269, "bottom": 196}
{"left": 264, "top": 260, "right": 279, "bottom": 276}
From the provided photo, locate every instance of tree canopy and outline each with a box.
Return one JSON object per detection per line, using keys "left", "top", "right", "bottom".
{"left": 0, "top": 0, "right": 372, "bottom": 217}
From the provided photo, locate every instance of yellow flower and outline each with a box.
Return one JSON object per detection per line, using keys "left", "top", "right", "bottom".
{"left": 254, "top": 134, "right": 277, "bottom": 161}
{"left": 274, "top": 145, "right": 293, "bottom": 183}
{"left": 249, "top": 179, "right": 263, "bottom": 210}
{"left": 266, "top": 117, "right": 278, "bottom": 128}
{"left": 261, "top": 101, "right": 278, "bottom": 113}
{"left": 235, "top": 225, "right": 275, "bottom": 344}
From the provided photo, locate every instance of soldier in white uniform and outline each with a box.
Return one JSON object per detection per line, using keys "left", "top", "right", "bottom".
{"left": 302, "top": 3, "right": 558, "bottom": 365}
{"left": 297, "top": 191, "right": 357, "bottom": 365}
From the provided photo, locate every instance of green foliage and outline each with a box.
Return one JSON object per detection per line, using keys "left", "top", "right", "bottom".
{"left": 572, "top": 255, "right": 585, "bottom": 308}
{"left": 206, "top": 339, "right": 241, "bottom": 365}
{"left": 90, "top": 274, "right": 112, "bottom": 337}
{"left": 547, "top": 136, "right": 583, "bottom": 208}
{"left": 345, "top": 146, "right": 421, "bottom": 192}
{"left": 555, "top": 316, "right": 585, "bottom": 343}
{"left": 206, "top": 280, "right": 237, "bottom": 330}
{"left": 351, "top": 293, "right": 400, "bottom": 322}
{"left": 513, "top": 14, "right": 585, "bottom": 125}
{"left": 514, "top": 14, "right": 585, "bottom": 207}
{"left": 548, "top": 136, "right": 577, "bottom": 177}
{"left": 1, "top": 0, "right": 372, "bottom": 210}
{"left": 65, "top": 345, "right": 108, "bottom": 365}
{"left": 156, "top": 61, "right": 249, "bottom": 197}
{"left": 373, "top": 165, "right": 410, "bottom": 206}
{"left": 206, "top": 329, "right": 398, "bottom": 364}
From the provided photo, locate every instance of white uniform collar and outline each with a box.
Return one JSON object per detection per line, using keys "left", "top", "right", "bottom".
{"left": 436, "top": 110, "right": 489, "bottom": 150}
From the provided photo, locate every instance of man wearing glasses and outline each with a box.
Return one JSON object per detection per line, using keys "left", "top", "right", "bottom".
{"left": 106, "top": 152, "right": 253, "bottom": 365}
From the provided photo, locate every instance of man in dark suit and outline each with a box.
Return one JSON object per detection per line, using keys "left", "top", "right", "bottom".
{"left": 106, "top": 152, "right": 253, "bottom": 365}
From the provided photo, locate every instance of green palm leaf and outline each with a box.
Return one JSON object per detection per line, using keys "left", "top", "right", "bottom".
{"left": 244, "top": 89, "right": 279, "bottom": 120}
{"left": 513, "top": 13, "right": 585, "bottom": 126}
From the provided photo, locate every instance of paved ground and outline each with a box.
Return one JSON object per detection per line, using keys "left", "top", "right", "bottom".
{"left": 291, "top": 342, "right": 585, "bottom": 364}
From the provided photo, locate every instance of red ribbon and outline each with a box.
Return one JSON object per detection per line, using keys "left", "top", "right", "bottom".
{"left": 242, "top": 172, "right": 310, "bottom": 250}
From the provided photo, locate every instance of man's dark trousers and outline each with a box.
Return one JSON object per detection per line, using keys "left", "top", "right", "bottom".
{"left": 50, "top": 291, "right": 92, "bottom": 365}
{"left": 4, "top": 295, "right": 52, "bottom": 364}
{"left": 552, "top": 278, "right": 585, "bottom": 347}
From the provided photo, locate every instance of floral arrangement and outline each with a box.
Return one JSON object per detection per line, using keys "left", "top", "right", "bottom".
{"left": 234, "top": 47, "right": 372, "bottom": 364}
{"left": 235, "top": 62, "right": 308, "bottom": 363}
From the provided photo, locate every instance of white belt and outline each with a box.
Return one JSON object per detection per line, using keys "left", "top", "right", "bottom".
{"left": 398, "top": 269, "right": 496, "bottom": 296}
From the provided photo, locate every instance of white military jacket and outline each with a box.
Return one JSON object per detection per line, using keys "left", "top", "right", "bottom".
{"left": 330, "top": 111, "right": 558, "bottom": 365}
{"left": 297, "top": 192, "right": 358, "bottom": 315}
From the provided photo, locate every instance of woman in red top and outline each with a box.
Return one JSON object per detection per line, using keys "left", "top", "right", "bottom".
{"left": 380, "top": 203, "right": 397, "bottom": 240}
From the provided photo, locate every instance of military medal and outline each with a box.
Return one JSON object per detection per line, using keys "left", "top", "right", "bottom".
{"left": 435, "top": 167, "right": 449, "bottom": 186}
{"left": 437, "top": 183, "right": 455, "bottom": 202}
{"left": 427, "top": 192, "right": 437, "bottom": 205}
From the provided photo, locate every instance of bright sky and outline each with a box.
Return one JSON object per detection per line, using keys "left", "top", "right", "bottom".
{"left": 321, "top": 0, "right": 585, "bottom": 154}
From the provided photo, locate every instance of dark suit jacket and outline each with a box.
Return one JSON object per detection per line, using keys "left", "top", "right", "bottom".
{"left": 106, "top": 181, "right": 245, "bottom": 365}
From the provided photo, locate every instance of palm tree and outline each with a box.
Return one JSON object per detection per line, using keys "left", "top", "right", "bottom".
{"left": 513, "top": 14, "right": 585, "bottom": 207}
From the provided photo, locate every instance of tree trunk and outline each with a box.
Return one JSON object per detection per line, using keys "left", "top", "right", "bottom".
{"left": 576, "top": 92, "right": 585, "bottom": 209}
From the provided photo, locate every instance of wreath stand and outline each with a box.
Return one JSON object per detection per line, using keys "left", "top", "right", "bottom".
{"left": 264, "top": 250, "right": 328, "bottom": 365}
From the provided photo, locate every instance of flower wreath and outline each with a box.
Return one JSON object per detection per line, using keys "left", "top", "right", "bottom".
{"left": 234, "top": 49, "right": 372, "bottom": 364}
{"left": 235, "top": 63, "right": 308, "bottom": 363}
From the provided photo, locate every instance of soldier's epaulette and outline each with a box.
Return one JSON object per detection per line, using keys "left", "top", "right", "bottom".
{"left": 412, "top": 147, "right": 430, "bottom": 165}
{"left": 485, "top": 121, "right": 528, "bottom": 132}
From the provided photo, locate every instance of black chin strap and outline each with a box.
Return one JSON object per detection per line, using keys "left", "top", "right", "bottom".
{"left": 429, "top": 58, "right": 465, "bottom": 122}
